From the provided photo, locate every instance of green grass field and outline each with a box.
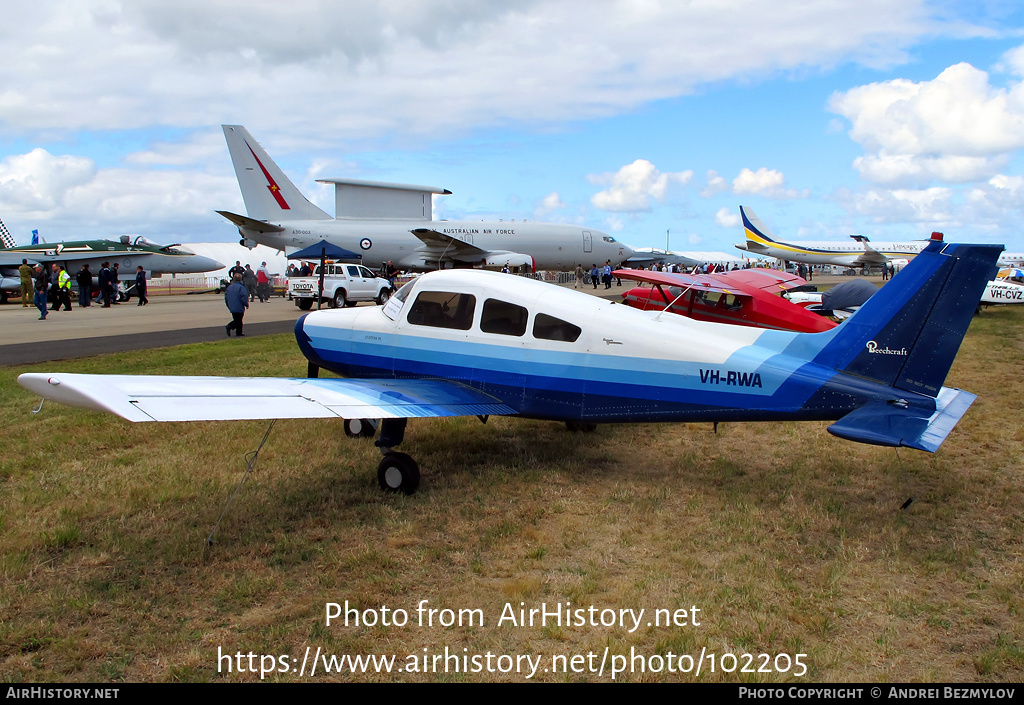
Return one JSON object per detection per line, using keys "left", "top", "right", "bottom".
{"left": 1, "top": 306, "right": 1022, "bottom": 682}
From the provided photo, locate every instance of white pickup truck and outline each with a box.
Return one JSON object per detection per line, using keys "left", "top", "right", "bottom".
{"left": 288, "top": 263, "right": 393, "bottom": 310}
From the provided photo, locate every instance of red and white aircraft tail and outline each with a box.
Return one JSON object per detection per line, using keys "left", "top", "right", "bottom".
{"left": 222, "top": 125, "right": 331, "bottom": 223}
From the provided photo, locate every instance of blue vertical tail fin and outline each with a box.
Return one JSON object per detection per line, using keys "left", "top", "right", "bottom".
{"left": 815, "top": 241, "right": 1001, "bottom": 397}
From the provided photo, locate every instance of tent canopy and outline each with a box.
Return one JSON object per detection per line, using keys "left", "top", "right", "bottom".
{"left": 287, "top": 240, "right": 361, "bottom": 261}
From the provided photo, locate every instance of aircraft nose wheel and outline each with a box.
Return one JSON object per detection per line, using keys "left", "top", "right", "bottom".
{"left": 377, "top": 452, "right": 420, "bottom": 495}
{"left": 344, "top": 418, "right": 379, "bottom": 438}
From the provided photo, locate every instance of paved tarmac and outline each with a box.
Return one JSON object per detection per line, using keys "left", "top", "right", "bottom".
{"left": 0, "top": 293, "right": 307, "bottom": 366}
{"left": 0, "top": 274, "right": 874, "bottom": 366}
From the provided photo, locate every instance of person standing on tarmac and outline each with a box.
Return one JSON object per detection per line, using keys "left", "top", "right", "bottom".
{"left": 56, "top": 265, "right": 73, "bottom": 311}
{"left": 33, "top": 265, "right": 48, "bottom": 320}
{"left": 99, "top": 262, "right": 113, "bottom": 307}
{"left": 224, "top": 271, "right": 249, "bottom": 337}
{"left": 19, "top": 259, "right": 32, "bottom": 307}
{"left": 49, "top": 264, "right": 61, "bottom": 311}
{"left": 135, "top": 266, "right": 149, "bottom": 306}
{"left": 76, "top": 264, "right": 92, "bottom": 307}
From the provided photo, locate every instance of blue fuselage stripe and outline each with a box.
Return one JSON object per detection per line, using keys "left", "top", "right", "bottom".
{"left": 296, "top": 320, "right": 914, "bottom": 422}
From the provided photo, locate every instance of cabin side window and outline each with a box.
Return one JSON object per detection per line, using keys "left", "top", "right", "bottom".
{"left": 533, "top": 313, "right": 581, "bottom": 343}
{"left": 406, "top": 291, "right": 476, "bottom": 330}
{"left": 480, "top": 298, "right": 528, "bottom": 337}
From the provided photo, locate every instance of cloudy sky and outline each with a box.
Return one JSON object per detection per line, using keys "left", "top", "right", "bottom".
{"left": 2, "top": 0, "right": 1024, "bottom": 255}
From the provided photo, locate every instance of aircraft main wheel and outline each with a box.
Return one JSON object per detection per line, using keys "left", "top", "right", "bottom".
{"left": 298, "top": 299, "right": 313, "bottom": 310}
{"left": 376, "top": 289, "right": 391, "bottom": 306}
{"left": 333, "top": 290, "right": 347, "bottom": 308}
{"left": 344, "top": 418, "right": 378, "bottom": 438}
{"left": 565, "top": 421, "right": 597, "bottom": 433}
{"left": 377, "top": 452, "right": 420, "bottom": 495}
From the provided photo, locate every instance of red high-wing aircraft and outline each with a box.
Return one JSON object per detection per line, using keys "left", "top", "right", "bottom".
{"left": 615, "top": 268, "right": 837, "bottom": 333}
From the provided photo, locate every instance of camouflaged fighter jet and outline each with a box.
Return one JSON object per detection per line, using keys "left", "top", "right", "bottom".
{"left": 0, "top": 235, "right": 223, "bottom": 303}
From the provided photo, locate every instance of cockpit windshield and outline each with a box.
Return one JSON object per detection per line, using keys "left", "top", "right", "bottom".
{"left": 381, "top": 279, "right": 414, "bottom": 321}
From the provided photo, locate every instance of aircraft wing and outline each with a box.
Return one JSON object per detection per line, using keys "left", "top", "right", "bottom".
{"left": 410, "top": 229, "right": 534, "bottom": 268}
{"left": 612, "top": 269, "right": 740, "bottom": 296}
{"left": 850, "top": 241, "right": 890, "bottom": 267}
{"left": 0, "top": 250, "right": 117, "bottom": 265}
{"left": 716, "top": 269, "right": 809, "bottom": 292}
{"left": 18, "top": 374, "right": 519, "bottom": 423}
{"left": 827, "top": 387, "right": 975, "bottom": 453}
{"left": 410, "top": 228, "right": 490, "bottom": 257}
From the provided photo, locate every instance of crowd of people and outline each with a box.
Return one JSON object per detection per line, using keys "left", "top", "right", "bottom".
{"left": 18, "top": 254, "right": 875, "bottom": 338}
{"left": 21, "top": 259, "right": 147, "bottom": 320}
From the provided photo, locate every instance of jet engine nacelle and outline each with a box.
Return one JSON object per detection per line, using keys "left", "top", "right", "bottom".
{"left": 481, "top": 252, "right": 535, "bottom": 271}
{"left": 239, "top": 238, "right": 258, "bottom": 250}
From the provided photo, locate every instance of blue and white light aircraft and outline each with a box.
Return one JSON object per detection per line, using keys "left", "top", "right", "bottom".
{"left": 19, "top": 239, "right": 999, "bottom": 495}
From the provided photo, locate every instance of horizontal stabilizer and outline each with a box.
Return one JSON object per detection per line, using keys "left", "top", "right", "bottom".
{"left": 18, "top": 374, "right": 518, "bottom": 423}
{"left": 216, "top": 211, "right": 286, "bottom": 233}
{"left": 827, "top": 387, "right": 976, "bottom": 453}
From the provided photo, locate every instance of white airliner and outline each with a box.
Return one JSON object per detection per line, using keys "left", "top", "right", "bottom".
{"left": 735, "top": 206, "right": 938, "bottom": 267}
{"left": 997, "top": 252, "right": 1024, "bottom": 268}
{"left": 219, "top": 125, "right": 632, "bottom": 272}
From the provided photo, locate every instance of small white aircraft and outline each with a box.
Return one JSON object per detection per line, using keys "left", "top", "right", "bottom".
{"left": 736, "top": 206, "right": 938, "bottom": 268}
{"left": 219, "top": 125, "right": 632, "bottom": 272}
{"left": 980, "top": 269, "right": 1024, "bottom": 306}
{"left": 19, "top": 239, "right": 1000, "bottom": 495}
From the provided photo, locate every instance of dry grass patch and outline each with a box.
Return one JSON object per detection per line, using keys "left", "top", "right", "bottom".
{"left": 1, "top": 308, "right": 1022, "bottom": 682}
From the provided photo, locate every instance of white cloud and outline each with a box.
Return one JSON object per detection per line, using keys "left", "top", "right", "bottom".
{"left": 0, "top": 0, "right": 951, "bottom": 139}
{"left": 589, "top": 159, "right": 692, "bottom": 212}
{"left": 0, "top": 149, "right": 96, "bottom": 214}
{"left": 0, "top": 147, "right": 237, "bottom": 238}
{"left": 844, "top": 186, "right": 955, "bottom": 224}
{"left": 125, "top": 131, "right": 226, "bottom": 166}
{"left": 732, "top": 167, "right": 805, "bottom": 199}
{"left": 715, "top": 207, "right": 741, "bottom": 228}
{"left": 534, "top": 191, "right": 566, "bottom": 218}
{"left": 700, "top": 169, "right": 729, "bottom": 198}
{"left": 830, "top": 58, "right": 1024, "bottom": 186}
{"left": 852, "top": 153, "right": 1006, "bottom": 185}
{"left": 966, "top": 174, "right": 1024, "bottom": 215}
{"left": 604, "top": 214, "right": 624, "bottom": 232}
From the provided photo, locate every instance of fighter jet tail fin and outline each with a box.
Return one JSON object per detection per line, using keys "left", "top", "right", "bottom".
{"left": 222, "top": 125, "right": 331, "bottom": 222}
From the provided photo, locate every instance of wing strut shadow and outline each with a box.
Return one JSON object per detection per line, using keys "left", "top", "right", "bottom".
{"left": 206, "top": 419, "right": 276, "bottom": 546}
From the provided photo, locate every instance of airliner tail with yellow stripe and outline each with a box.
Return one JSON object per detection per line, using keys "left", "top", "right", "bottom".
{"left": 736, "top": 206, "right": 938, "bottom": 266}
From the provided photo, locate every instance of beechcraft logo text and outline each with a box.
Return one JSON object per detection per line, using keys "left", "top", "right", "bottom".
{"left": 866, "top": 341, "right": 907, "bottom": 355}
